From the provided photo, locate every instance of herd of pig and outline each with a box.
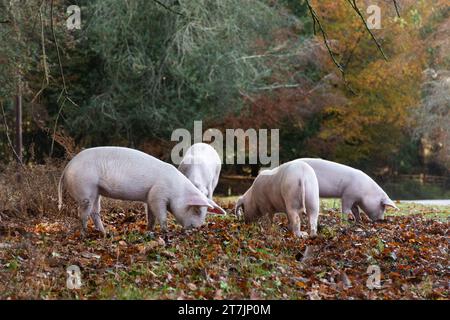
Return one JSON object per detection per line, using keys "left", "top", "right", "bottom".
{"left": 58, "top": 143, "right": 399, "bottom": 238}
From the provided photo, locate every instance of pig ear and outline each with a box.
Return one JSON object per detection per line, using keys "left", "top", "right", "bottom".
{"left": 381, "top": 198, "right": 399, "bottom": 211}
{"left": 207, "top": 199, "right": 227, "bottom": 215}
{"left": 186, "top": 195, "right": 213, "bottom": 208}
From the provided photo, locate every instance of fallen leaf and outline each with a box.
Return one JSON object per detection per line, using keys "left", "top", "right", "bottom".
{"left": 187, "top": 283, "right": 197, "bottom": 291}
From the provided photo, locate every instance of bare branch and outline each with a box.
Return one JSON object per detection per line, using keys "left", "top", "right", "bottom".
{"left": 1, "top": 102, "right": 24, "bottom": 166}
{"left": 393, "top": 0, "right": 401, "bottom": 17}
{"left": 31, "top": 3, "right": 50, "bottom": 104}
{"left": 305, "top": 1, "right": 356, "bottom": 94}
{"left": 252, "top": 83, "right": 301, "bottom": 91}
{"left": 49, "top": 0, "right": 78, "bottom": 157}
{"left": 50, "top": 0, "right": 67, "bottom": 99}
{"left": 152, "top": 0, "right": 183, "bottom": 16}
{"left": 305, "top": 0, "right": 343, "bottom": 73}
{"left": 341, "top": 31, "right": 362, "bottom": 69}
{"left": 347, "top": 0, "right": 388, "bottom": 61}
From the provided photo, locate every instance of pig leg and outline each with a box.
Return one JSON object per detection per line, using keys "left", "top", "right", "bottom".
{"left": 341, "top": 198, "right": 355, "bottom": 222}
{"left": 147, "top": 188, "right": 168, "bottom": 231}
{"left": 145, "top": 203, "right": 156, "bottom": 231}
{"left": 307, "top": 205, "right": 319, "bottom": 238}
{"left": 286, "top": 207, "right": 308, "bottom": 238}
{"left": 148, "top": 201, "right": 168, "bottom": 232}
{"left": 351, "top": 204, "right": 361, "bottom": 223}
{"left": 284, "top": 188, "right": 308, "bottom": 238}
{"left": 78, "top": 198, "right": 94, "bottom": 237}
{"left": 91, "top": 195, "right": 106, "bottom": 235}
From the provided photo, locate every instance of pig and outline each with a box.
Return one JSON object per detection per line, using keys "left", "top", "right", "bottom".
{"left": 300, "top": 158, "right": 399, "bottom": 222}
{"left": 234, "top": 159, "right": 319, "bottom": 238}
{"left": 57, "top": 147, "right": 226, "bottom": 236}
{"left": 178, "top": 143, "right": 226, "bottom": 215}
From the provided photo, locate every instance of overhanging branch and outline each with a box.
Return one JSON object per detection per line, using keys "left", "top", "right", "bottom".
{"left": 347, "top": 0, "right": 388, "bottom": 61}
{"left": 152, "top": 0, "right": 183, "bottom": 16}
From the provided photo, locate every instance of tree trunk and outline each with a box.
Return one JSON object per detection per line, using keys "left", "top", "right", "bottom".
{"left": 15, "top": 82, "right": 22, "bottom": 164}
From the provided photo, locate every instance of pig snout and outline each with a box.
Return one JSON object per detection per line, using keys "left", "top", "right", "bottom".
{"left": 183, "top": 218, "right": 205, "bottom": 229}
{"left": 373, "top": 206, "right": 386, "bottom": 221}
{"left": 374, "top": 212, "right": 385, "bottom": 222}
{"left": 181, "top": 210, "right": 207, "bottom": 229}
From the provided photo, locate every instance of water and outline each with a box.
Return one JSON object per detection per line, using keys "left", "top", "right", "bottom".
{"left": 400, "top": 199, "right": 450, "bottom": 206}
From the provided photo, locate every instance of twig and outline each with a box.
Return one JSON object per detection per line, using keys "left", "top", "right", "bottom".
{"left": 252, "top": 83, "right": 301, "bottom": 91}
{"left": 50, "top": 0, "right": 67, "bottom": 100}
{"left": 50, "top": 99, "right": 66, "bottom": 156}
{"left": 347, "top": 0, "right": 388, "bottom": 61}
{"left": 305, "top": 0, "right": 343, "bottom": 73}
{"left": 393, "top": 0, "right": 401, "bottom": 17}
{"left": 152, "top": 0, "right": 184, "bottom": 16}
{"left": 1, "top": 102, "right": 24, "bottom": 166}
{"left": 305, "top": 1, "right": 356, "bottom": 94}
{"left": 341, "top": 32, "right": 362, "bottom": 69}
{"left": 31, "top": 3, "right": 50, "bottom": 104}
{"left": 49, "top": 0, "right": 78, "bottom": 157}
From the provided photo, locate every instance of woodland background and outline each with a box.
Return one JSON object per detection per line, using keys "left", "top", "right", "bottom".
{"left": 0, "top": 0, "right": 449, "bottom": 197}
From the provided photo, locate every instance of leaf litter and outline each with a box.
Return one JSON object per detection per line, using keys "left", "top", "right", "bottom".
{"left": 0, "top": 204, "right": 448, "bottom": 299}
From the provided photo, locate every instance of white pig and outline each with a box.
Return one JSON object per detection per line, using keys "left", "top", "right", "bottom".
{"left": 300, "top": 158, "right": 399, "bottom": 222}
{"left": 57, "top": 147, "right": 225, "bottom": 236}
{"left": 234, "top": 159, "right": 319, "bottom": 238}
{"left": 178, "top": 143, "right": 226, "bottom": 215}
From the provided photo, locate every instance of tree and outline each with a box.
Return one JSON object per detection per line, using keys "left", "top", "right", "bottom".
{"left": 0, "top": 0, "right": 73, "bottom": 163}
{"left": 62, "top": 0, "right": 307, "bottom": 146}
{"left": 413, "top": 69, "right": 450, "bottom": 171}
{"left": 300, "top": 0, "right": 448, "bottom": 173}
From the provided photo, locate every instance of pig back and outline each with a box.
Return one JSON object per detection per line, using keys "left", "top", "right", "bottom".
{"left": 65, "top": 147, "right": 172, "bottom": 201}
{"left": 300, "top": 158, "right": 357, "bottom": 198}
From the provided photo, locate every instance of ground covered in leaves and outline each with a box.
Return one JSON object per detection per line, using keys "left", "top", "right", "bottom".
{"left": 0, "top": 200, "right": 448, "bottom": 299}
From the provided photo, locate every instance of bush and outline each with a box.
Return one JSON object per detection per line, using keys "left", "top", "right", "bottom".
{"left": 0, "top": 161, "right": 146, "bottom": 221}
{"left": 0, "top": 161, "right": 63, "bottom": 218}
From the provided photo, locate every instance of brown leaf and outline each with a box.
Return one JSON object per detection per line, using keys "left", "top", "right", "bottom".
{"left": 339, "top": 271, "right": 352, "bottom": 289}
{"left": 187, "top": 283, "right": 197, "bottom": 291}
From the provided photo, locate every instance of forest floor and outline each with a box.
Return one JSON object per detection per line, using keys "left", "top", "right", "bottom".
{"left": 0, "top": 198, "right": 448, "bottom": 300}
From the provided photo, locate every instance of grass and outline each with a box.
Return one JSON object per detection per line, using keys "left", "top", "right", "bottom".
{"left": 320, "top": 198, "right": 450, "bottom": 220}
{"left": 221, "top": 196, "right": 450, "bottom": 220}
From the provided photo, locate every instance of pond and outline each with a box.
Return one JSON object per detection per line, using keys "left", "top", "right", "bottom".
{"left": 400, "top": 199, "right": 450, "bottom": 206}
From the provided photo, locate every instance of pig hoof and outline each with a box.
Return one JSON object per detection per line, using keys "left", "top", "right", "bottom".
{"left": 96, "top": 227, "right": 107, "bottom": 235}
